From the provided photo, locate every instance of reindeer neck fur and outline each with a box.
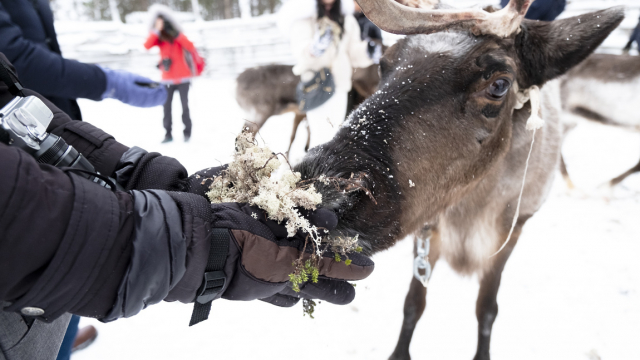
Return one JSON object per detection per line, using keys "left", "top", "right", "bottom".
{"left": 440, "top": 82, "right": 561, "bottom": 274}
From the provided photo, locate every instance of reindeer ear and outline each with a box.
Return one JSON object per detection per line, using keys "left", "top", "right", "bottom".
{"left": 515, "top": 7, "right": 624, "bottom": 88}
{"left": 379, "top": 42, "right": 401, "bottom": 82}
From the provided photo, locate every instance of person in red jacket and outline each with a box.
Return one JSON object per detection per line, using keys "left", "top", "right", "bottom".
{"left": 144, "top": 5, "right": 199, "bottom": 143}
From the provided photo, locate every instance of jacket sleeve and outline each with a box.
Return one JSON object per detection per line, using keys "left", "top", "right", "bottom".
{"left": 0, "top": 3, "right": 107, "bottom": 101}
{"left": 0, "top": 144, "right": 211, "bottom": 322}
{"left": 344, "top": 16, "right": 373, "bottom": 70}
{"left": 290, "top": 19, "right": 337, "bottom": 76}
{"left": 144, "top": 32, "right": 160, "bottom": 50}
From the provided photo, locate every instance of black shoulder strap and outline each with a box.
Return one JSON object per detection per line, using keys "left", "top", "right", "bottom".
{"left": 0, "top": 57, "right": 25, "bottom": 97}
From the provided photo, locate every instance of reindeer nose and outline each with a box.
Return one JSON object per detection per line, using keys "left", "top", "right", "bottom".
{"left": 307, "top": 208, "right": 339, "bottom": 231}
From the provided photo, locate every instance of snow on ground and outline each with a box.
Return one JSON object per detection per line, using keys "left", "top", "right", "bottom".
{"left": 68, "top": 75, "right": 640, "bottom": 360}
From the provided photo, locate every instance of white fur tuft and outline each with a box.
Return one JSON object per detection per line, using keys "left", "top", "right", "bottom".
{"left": 147, "top": 4, "right": 184, "bottom": 33}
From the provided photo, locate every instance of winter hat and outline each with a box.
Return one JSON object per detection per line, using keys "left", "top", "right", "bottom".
{"left": 147, "top": 4, "right": 183, "bottom": 33}
{"left": 277, "top": 0, "right": 356, "bottom": 34}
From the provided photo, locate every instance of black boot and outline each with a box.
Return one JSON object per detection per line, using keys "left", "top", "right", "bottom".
{"left": 162, "top": 134, "right": 173, "bottom": 143}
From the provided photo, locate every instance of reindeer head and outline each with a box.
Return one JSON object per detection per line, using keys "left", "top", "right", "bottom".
{"left": 295, "top": 0, "right": 623, "bottom": 254}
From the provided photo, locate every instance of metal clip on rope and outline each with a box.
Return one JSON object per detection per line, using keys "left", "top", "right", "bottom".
{"left": 413, "top": 236, "right": 431, "bottom": 288}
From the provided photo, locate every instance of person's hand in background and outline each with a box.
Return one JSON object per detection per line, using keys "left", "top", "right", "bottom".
{"left": 100, "top": 67, "right": 167, "bottom": 108}
{"left": 310, "top": 25, "right": 334, "bottom": 57}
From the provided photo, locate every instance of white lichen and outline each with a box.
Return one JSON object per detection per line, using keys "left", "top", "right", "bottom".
{"left": 206, "top": 130, "right": 325, "bottom": 254}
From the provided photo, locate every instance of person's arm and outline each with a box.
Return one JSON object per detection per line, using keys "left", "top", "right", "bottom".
{"left": 0, "top": 145, "right": 374, "bottom": 324}
{"left": 345, "top": 16, "right": 373, "bottom": 70}
{"left": 0, "top": 54, "right": 172, "bottom": 178}
{"left": 290, "top": 19, "right": 336, "bottom": 76}
{"left": 0, "top": 143, "right": 211, "bottom": 321}
{"left": 144, "top": 32, "right": 160, "bottom": 50}
{"left": 0, "top": 3, "right": 106, "bottom": 101}
{"left": 0, "top": 6, "right": 165, "bottom": 108}
{"left": 0, "top": 82, "right": 373, "bottom": 325}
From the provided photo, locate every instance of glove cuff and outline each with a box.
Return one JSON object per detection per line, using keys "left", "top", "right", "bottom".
{"left": 99, "top": 67, "right": 116, "bottom": 100}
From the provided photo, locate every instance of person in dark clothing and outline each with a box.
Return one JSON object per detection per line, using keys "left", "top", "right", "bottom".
{"left": 500, "top": 0, "right": 565, "bottom": 21}
{"left": 353, "top": 0, "right": 383, "bottom": 63}
{"left": 0, "top": 1, "right": 166, "bottom": 355}
{"left": 163, "top": 82, "right": 191, "bottom": 142}
{"left": 623, "top": 17, "right": 640, "bottom": 53}
{"left": 0, "top": 0, "right": 167, "bottom": 121}
{"left": 0, "top": 55, "right": 374, "bottom": 360}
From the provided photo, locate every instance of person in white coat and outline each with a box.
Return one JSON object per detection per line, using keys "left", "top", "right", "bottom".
{"left": 279, "top": 0, "right": 372, "bottom": 160}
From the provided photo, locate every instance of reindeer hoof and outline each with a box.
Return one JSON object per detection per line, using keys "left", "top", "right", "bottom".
{"left": 388, "top": 351, "right": 411, "bottom": 360}
{"left": 565, "top": 178, "right": 575, "bottom": 190}
{"left": 473, "top": 352, "right": 491, "bottom": 360}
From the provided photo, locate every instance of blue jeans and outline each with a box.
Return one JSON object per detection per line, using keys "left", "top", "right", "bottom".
{"left": 56, "top": 315, "right": 79, "bottom": 360}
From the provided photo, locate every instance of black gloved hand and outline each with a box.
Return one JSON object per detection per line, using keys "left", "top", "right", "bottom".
{"left": 115, "top": 147, "right": 189, "bottom": 191}
{"left": 210, "top": 203, "right": 373, "bottom": 307}
{"left": 179, "top": 165, "right": 227, "bottom": 198}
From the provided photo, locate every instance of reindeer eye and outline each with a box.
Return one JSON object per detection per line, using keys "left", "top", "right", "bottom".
{"left": 487, "top": 78, "right": 511, "bottom": 99}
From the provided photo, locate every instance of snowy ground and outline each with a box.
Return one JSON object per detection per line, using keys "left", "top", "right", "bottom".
{"left": 67, "top": 76, "right": 640, "bottom": 360}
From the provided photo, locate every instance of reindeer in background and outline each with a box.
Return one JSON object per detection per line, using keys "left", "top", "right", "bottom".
{"left": 236, "top": 63, "right": 380, "bottom": 156}
{"left": 293, "top": 0, "right": 624, "bottom": 359}
{"left": 560, "top": 53, "right": 640, "bottom": 188}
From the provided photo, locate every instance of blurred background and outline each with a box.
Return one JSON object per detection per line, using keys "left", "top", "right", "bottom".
{"left": 51, "top": 0, "right": 639, "bottom": 78}
{"left": 27, "top": 0, "right": 640, "bottom": 359}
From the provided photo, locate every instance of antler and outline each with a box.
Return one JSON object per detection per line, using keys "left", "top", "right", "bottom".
{"left": 355, "top": 0, "right": 533, "bottom": 37}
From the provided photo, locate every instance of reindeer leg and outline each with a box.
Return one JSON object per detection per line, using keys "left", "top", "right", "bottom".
{"left": 559, "top": 155, "right": 575, "bottom": 189}
{"left": 389, "top": 227, "right": 440, "bottom": 360}
{"left": 304, "top": 117, "right": 311, "bottom": 152}
{"left": 473, "top": 221, "right": 525, "bottom": 360}
{"left": 609, "top": 156, "right": 640, "bottom": 187}
{"left": 244, "top": 114, "right": 270, "bottom": 135}
{"left": 287, "top": 112, "right": 306, "bottom": 157}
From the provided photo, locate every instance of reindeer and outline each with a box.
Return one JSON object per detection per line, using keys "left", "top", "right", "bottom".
{"left": 236, "top": 63, "right": 380, "bottom": 155}
{"left": 293, "top": 1, "right": 624, "bottom": 359}
{"left": 235, "top": 65, "right": 309, "bottom": 154}
{"left": 560, "top": 53, "right": 640, "bottom": 188}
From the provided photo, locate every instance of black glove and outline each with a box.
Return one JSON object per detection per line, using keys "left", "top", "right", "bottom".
{"left": 179, "top": 165, "right": 227, "bottom": 198}
{"left": 189, "top": 202, "right": 374, "bottom": 325}
{"left": 115, "top": 147, "right": 188, "bottom": 191}
{"left": 115, "top": 147, "right": 225, "bottom": 194}
{"left": 216, "top": 203, "right": 372, "bottom": 302}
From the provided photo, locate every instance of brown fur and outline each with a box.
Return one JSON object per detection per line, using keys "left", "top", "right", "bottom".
{"left": 294, "top": 7, "right": 623, "bottom": 360}
{"left": 235, "top": 64, "right": 300, "bottom": 134}
{"left": 560, "top": 53, "right": 640, "bottom": 187}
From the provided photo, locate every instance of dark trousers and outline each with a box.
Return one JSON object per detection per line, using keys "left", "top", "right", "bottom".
{"left": 55, "top": 315, "right": 79, "bottom": 360}
{"left": 163, "top": 82, "right": 191, "bottom": 137}
{"left": 0, "top": 304, "right": 71, "bottom": 360}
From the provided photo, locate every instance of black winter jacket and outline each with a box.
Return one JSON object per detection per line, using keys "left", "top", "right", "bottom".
{"left": 0, "top": 57, "right": 211, "bottom": 322}
{"left": 0, "top": 0, "right": 107, "bottom": 120}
